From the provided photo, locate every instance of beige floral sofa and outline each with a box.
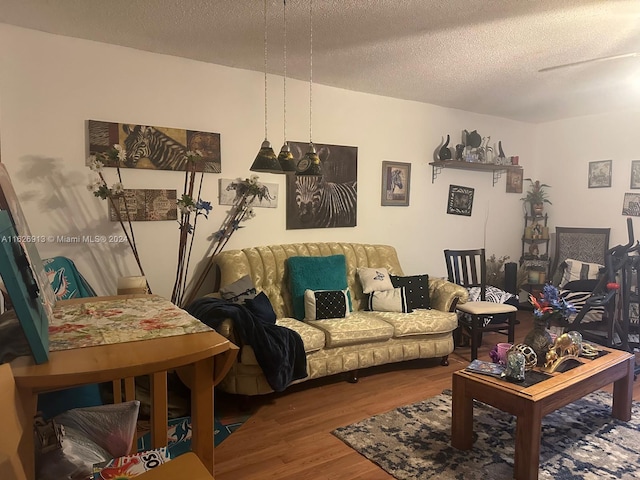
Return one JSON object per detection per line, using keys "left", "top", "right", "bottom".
{"left": 208, "top": 242, "right": 468, "bottom": 396}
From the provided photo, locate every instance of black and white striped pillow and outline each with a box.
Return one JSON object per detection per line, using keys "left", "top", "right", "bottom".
{"left": 559, "top": 289, "right": 605, "bottom": 324}
{"left": 560, "top": 258, "right": 603, "bottom": 287}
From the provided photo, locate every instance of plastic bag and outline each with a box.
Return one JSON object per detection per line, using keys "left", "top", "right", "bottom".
{"left": 36, "top": 401, "right": 140, "bottom": 480}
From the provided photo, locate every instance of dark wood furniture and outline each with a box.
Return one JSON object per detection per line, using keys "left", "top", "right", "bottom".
{"left": 444, "top": 248, "right": 517, "bottom": 360}
{"left": 451, "top": 346, "right": 634, "bottom": 480}
{"left": 549, "top": 227, "right": 610, "bottom": 285}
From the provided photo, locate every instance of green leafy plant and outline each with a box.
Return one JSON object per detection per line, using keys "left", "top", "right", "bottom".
{"left": 486, "top": 254, "right": 509, "bottom": 289}
{"left": 521, "top": 178, "right": 552, "bottom": 206}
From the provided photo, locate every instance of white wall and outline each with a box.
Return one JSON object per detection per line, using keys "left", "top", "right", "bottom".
{"left": 537, "top": 110, "right": 640, "bottom": 249}
{"left": 0, "top": 24, "right": 536, "bottom": 299}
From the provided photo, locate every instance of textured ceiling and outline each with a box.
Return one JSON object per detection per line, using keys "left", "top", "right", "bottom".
{"left": 1, "top": 0, "right": 639, "bottom": 123}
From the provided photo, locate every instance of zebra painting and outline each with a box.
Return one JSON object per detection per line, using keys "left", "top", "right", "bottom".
{"left": 123, "top": 124, "right": 189, "bottom": 170}
{"left": 381, "top": 161, "right": 411, "bottom": 206}
{"left": 286, "top": 141, "right": 358, "bottom": 229}
{"left": 87, "top": 120, "right": 221, "bottom": 172}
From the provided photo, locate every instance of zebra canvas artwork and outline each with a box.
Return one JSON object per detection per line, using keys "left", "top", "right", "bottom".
{"left": 381, "top": 161, "right": 411, "bottom": 206}
{"left": 88, "top": 120, "right": 221, "bottom": 173}
{"left": 286, "top": 142, "right": 358, "bottom": 230}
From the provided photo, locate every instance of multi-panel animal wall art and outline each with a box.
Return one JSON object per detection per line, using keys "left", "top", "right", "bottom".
{"left": 88, "top": 120, "right": 221, "bottom": 173}
{"left": 286, "top": 142, "right": 358, "bottom": 230}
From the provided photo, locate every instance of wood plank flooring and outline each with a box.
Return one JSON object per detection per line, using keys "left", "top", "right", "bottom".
{"left": 213, "top": 311, "right": 640, "bottom": 479}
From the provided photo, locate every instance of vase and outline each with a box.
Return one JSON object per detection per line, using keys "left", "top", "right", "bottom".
{"left": 524, "top": 316, "right": 553, "bottom": 366}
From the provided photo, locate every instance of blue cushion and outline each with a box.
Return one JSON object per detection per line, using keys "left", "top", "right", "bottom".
{"left": 244, "top": 291, "right": 277, "bottom": 324}
{"left": 288, "top": 255, "right": 348, "bottom": 320}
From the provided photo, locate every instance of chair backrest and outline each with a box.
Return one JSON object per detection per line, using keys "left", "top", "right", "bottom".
{"left": 550, "top": 227, "right": 610, "bottom": 285}
{"left": 0, "top": 363, "right": 28, "bottom": 480}
{"left": 444, "top": 248, "right": 487, "bottom": 300}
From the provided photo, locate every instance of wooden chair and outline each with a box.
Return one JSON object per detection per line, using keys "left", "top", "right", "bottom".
{"left": 0, "top": 363, "right": 214, "bottom": 480}
{"left": 549, "top": 227, "right": 610, "bottom": 286}
{"left": 444, "top": 248, "right": 518, "bottom": 360}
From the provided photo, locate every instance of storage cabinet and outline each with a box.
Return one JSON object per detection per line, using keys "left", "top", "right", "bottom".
{"left": 520, "top": 214, "right": 550, "bottom": 298}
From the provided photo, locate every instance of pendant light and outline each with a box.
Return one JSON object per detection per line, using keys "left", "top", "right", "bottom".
{"left": 277, "top": 0, "right": 296, "bottom": 173}
{"left": 296, "top": 0, "right": 322, "bottom": 177}
{"left": 251, "top": 0, "right": 282, "bottom": 174}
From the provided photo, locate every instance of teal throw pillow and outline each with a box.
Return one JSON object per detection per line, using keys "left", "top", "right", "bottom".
{"left": 288, "top": 254, "right": 348, "bottom": 320}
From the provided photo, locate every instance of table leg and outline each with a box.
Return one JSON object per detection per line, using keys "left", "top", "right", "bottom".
{"left": 612, "top": 355, "right": 634, "bottom": 422}
{"left": 150, "top": 371, "right": 168, "bottom": 449}
{"left": 451, "top": 374, "right": 473, "bottom": 450}
{"left": 514, "top": 402, "right": 542, "bottom": 480}
{"left": 190, "top": 356, "right": 215, "bottom": 475}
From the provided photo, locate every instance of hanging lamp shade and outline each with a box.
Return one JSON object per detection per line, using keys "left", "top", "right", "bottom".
{"left": 250, "top": 0, "right": 282, "bottom": 174}
{"left": 251, "top": 139, "right": 281, "bottom": 173}
{"left": 295, "top": 143, "right": 322, "bottom": 176}
{"left": 277, "top": 142, "right": 296, "bottom": 172}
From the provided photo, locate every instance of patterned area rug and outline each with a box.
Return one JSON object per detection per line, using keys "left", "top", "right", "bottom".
{"left": 333, "top": 390, "right": 640, "bottom": 479}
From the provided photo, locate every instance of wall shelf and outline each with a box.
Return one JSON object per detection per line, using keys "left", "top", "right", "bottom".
{"left": 428, "top": 161, "right": 523, "bottom": 186}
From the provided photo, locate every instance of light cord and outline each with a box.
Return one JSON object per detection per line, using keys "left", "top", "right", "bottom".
{"left": 283, "top": 0, "right": 287, "bottom": 141}
{"left": 309, "top": 0, "right": 313, "bottom": 144}
{"left": 263, "top": 0, "right": 268, "bottom": 140}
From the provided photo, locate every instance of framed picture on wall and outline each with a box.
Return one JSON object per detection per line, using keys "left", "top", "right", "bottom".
{"left": 622, "top": 193, "right": 640, "bottom": 216}
{"left": 588, "top": 160, "right": 612, "bottom": 188}
{"left": 506, "top": 168, "right": 523, "bottom": 193}
{"left": 381, "top": 161, "right": 411, "bottom": 206}
{"left": 630, "top": 161, "right": 640, "bottom": 189}
{"left": 447, "top": 185, "right": 474, "bottom": 216}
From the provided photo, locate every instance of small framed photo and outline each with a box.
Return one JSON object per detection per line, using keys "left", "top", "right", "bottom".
{"left": 506, "top": 168, "right": 523, "bottom": 193}
{"left": 588, "top": 160, "right": 612, "bottom": 188}
{"left": 381, "top": 161, "right": 411, "bottom": 206}
{"left": 622, "top": 193, "right": 640, "bottom": 216}
{"left": 447, "top": 184, "right": 474, "bottom": 216}
{"left": 630, "top": 161, "right": 640, "bottom": 189}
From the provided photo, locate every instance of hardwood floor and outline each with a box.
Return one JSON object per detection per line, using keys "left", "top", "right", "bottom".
{"left": 213, "top": 311, "right": 640, "bottom": 479}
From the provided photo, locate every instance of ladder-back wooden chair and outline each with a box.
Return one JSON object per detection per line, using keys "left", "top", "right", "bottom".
{"left": 444, "top": 248, "right": 518, "bottom": 360}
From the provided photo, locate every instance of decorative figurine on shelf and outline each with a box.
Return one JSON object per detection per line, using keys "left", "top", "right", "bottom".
{"left": 455, "top": 143, "right": 464, "bottom": 161}
{"left": 438, "top": 134, "right": 452, "bottom": 160}
{"left": 528, "top": 242, "right": 539, "bottom": 257}
{"left": 464, "top": 129, "right": 482, "bottom": 148}
{"left": 498, "top": 140, "right": 506, "bottom": 162}
{"left": 531, "top": 222, "right": 542, "bottom": 239}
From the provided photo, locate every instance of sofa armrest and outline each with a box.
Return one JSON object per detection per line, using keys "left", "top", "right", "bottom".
{"left": 429, "top": 278, "right": 469, "bottom": 312}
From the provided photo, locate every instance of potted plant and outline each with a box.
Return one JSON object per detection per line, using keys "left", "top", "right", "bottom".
{"left": 521, "top": 178, "right": 551, "bottom": 216}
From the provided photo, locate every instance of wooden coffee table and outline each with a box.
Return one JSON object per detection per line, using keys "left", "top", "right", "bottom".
{"left": 451, "top": 346, "right": 634, "bottom": 480}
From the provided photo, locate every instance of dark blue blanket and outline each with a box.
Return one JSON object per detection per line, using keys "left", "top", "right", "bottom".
{"left": 186, "top": 297, "right": 308, "bottom": 392}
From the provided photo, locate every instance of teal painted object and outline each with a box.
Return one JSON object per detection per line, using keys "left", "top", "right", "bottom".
{"left": 0, "top": 210, "right": 49, "bottom": 363}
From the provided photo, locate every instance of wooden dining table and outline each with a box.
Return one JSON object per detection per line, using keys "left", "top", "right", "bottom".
{"left": 10, "top": 310, "right": 238, "bottom": 480}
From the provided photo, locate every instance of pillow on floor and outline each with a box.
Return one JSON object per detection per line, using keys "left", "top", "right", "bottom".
{"left": 357, "top": 267, "right": 394, "bottom": 294}
{"left": 304, "top": 289, "right": 350, "bottom": 321}
{"left": 366, "top": 287, "right": 411, "bottom": 313}
{"left": 288, "top": 255, "right": 348, "bottom": 320}
{"left": 390, "top": 274, "right": 430, "bottom": 309}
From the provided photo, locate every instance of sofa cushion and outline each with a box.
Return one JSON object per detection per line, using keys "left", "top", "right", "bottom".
{"left": 244, "top": 292, "right": 277, "bottom": 324}
{"left": 390, "top": 274, "right": 430, "bottom": 309}
{"left": 304, "top": 289, "right": 350, "bottom": 321}
{"left": 370, "top": 309, "right": 459, "bottom": 337}
{"left": 288, "top": 255, "right": 348, "bottom": 320}
{"left": 219, "top": 275, "right": 257, "bottom": 303}
{"left": 357, "top": 267, "right": 394, "bottom": 293}
{"left": 366, "top": 288, "right": 411, "bottom": 313}
{"left": 276, "top": 318, "right": 326, "bottom": 353}
{"left": 560, "top": 258, "right": 603, "bottom": 287}
{"left": 307, "top": 311, "right": 394, "bottom": 347}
